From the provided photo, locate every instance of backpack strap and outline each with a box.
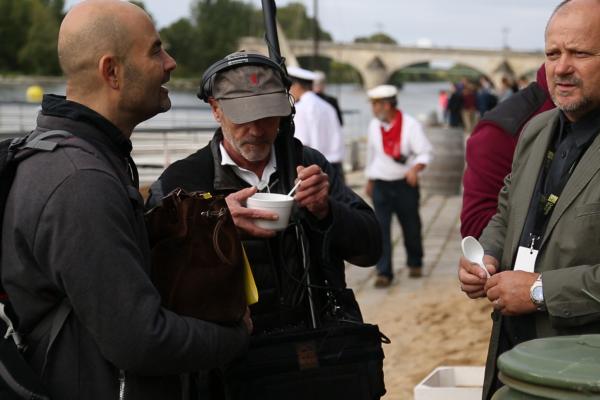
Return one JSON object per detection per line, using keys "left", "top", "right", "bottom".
{"left": 23, "top": 130, "right": 73, "bottom": 152}
{"left": 0, "top": 298, "right": 71, "bottom": 373}
{"left": 0, "top": 305, "right": 55, "bottom": 400}
{"left": 0, "top": 303, "right": 24, "bottom": 350}
{"left": 27, "top": 299, "right": 72, "bottom": 375}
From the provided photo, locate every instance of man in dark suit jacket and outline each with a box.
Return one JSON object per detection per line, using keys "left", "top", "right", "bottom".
{"left": 459, "top": 0, "right": 600, "bottom": 398}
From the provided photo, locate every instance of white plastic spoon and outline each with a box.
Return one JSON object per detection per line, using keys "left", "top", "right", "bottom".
{"left": 287, "top": 180, "right": 301, "bottom": 197}
{"left": 461, "top": 236, "right": 491, "bottom": 278}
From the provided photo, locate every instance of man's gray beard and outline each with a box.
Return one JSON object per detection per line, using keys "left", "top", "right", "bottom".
{"left": 551, "top": 94, "right": 592, "bottom": 114}
{"left": 222, "top": 128, "right": 270, "bottom": 163}
{"left": 240, "top": 147, "right": 270, "bottom": 162}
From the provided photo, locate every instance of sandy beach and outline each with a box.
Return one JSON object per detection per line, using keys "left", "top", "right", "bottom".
{"left": 360, "top": 276, "right": 492, "bottom": 399}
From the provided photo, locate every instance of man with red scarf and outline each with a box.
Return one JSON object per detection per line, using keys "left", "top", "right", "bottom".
{"left": 365, "top": 85, "right": 433, "bottom": 287}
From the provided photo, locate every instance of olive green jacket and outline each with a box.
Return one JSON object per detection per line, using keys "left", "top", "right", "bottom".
{"left": 479, "top": 108, "right": 600, "bottom": 400}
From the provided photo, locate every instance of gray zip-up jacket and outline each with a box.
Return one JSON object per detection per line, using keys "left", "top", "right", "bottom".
{"left": 1, "top": 95, "right": 248, "bottom": 400}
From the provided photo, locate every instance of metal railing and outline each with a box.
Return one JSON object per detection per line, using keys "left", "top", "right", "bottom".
{"left": 1, "top": 101, "right": 370, "bottom": 185}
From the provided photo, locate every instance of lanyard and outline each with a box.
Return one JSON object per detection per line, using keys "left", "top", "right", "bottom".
{"left": 528, "top": 134, "right": 593, "bottom": 249}
{"left": 529, "top": 150, "right": 561, "bottom": 249}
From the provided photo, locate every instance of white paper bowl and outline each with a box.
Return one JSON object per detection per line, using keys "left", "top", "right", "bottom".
{"left": 246, "top": 193, "right": 294, "bottom": 231}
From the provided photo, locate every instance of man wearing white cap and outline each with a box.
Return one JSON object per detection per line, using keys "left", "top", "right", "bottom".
{"left": 288, "top": 66, "right": 346, "bottom": 182}
{"left": 365, "top": 84, "right": 433, "bottom": 287}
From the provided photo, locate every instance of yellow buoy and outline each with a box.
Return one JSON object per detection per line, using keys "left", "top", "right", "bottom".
{"left": 26, "top": 85, "right": 44, "bottom": 103}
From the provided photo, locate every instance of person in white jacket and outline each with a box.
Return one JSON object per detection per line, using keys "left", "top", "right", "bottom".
{"left": 364, "top": 85, "right": 433, "bottom": 287}
{"left": 289, "top": 66, "right": 346, "bottom": 182}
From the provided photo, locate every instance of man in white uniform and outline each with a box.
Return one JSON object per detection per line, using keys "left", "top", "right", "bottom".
{"left": 289, "top": 66, "right": 345, "bottom": 181}
{"left": 365, "top": 85, "right": 433, "bottom": 287}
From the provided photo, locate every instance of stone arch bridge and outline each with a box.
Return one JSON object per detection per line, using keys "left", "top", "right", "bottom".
{"left": 239, "top": 37, "right": 545, "bottom": 89}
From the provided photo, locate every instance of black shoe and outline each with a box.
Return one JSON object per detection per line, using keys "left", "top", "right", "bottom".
{"left": 374, "top": 275, "right": 392, "bottom": 288}
{"left": 408, "top": 267, "right": 422, "bottom": 278}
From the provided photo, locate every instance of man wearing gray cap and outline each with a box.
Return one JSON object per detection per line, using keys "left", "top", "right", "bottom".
{"left": 365, "top": 85, "right": 433, "bottom": 287}
{"left": 147, "top": 52, "right": 381, "bottom": 334}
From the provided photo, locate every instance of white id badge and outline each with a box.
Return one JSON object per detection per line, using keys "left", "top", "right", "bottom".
{"left": 514, "top": 246, "right": 538, "bottom": 272}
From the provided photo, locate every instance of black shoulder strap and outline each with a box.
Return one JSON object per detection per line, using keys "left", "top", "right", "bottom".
{"left": 0, "top": 299, "right": 67, "bottom": 400}
{"left": 23, "top": 130, "right": 72, "bottom": 152}
{"left": 27, "top": 299, "right": 71, "bottom": 375}
{"left": 480, "top": 83, "right": 548, "bottom": 137}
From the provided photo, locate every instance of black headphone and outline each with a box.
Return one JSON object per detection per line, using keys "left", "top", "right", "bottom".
{"left": 197, "top": 52, "right": 291, "bottom": 102}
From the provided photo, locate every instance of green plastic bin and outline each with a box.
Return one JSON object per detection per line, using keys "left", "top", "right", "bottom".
{"left": 492, "top": 335, "right": 600, "bottom": 400}
{"left": 492, "top": 385, "right": 548, "bottom": 400}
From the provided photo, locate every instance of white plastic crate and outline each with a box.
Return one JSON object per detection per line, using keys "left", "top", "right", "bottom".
{"left": 413, "top": 366, "right": 485, "bottom": 400}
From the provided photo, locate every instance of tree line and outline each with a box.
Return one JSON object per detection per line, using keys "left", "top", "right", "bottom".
{"left": 0, "top": 0, "right": 64, "bottom": 75}
{"left": 159, "top": 0, "right": 332, "bottom": 78}
{"left": 0, "top": 0, "right": 332, "bottom": 77}
{"left": 0, "top": 0, "right": 398, "bottom": 81}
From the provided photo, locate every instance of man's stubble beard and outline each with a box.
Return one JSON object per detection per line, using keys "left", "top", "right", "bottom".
{"left": 120, "top": 62, "right": 169, "bottom": 122}
{"left": 551, "top": 76, "right": 593, "bottom": 115}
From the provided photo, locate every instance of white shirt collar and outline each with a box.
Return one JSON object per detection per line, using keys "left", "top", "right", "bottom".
{"left": 219, "top": 141, "right": 277, "bottom": 190}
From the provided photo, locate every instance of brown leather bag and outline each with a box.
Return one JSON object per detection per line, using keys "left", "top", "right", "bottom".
{"left": 145, "top": 188, "right": 246, "bottom": 323}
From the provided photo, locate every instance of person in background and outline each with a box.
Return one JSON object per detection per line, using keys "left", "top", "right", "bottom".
{"left": 497, "top": 76, "right": 518, "bottom": 102}
{"left": 288, "top": 66, "right": 346, "bottom": 182}
{"left": 517, "top": 75, "right": 530, "bottom": 90}
{"left": 446, "top": 82, "right": 463, "bottom": 128}
{"left": 437, "top": 89, "right": 449, "bottom": 126}
{"left": 459, "top": 1, "right": 600, "bottom": 397}
{"left": 461, "top": 81, "right": 478, "bottom": 133}
{"left": 460, "top": 64, "right": 555, "bottom": 238}
{"left": 365, "top": 85, "right": 433, "bottom": 287}
{"left": 313, "top": 70, "right": 344, "bottom": 126}
{"left": 475, "top": 76, "right": 498, "bottom": 117}
{"left": 0, "top": 2, "right": 250, "bottom": 399}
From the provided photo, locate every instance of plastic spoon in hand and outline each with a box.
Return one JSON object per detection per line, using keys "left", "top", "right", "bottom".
{"left": 461, "top": 236, "right": 491, "bottom": 278}
{"left": 287, "top": 180, "right": 301, "bottom": 197}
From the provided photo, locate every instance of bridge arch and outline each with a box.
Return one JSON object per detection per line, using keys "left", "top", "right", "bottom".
{"left": 237, "top": 37, "right": 545, "bottom": 89}
{"left": 290, "top": 47, "right": 396, "bottom": 89}
{"left": 291, "top": 48, "right": 368, "bottom": 85}
{"left": 387, "top": 60, "right": 490, "bottom": 84}
{"left": 295, "top": 55, "right": 363, "bottom": 85}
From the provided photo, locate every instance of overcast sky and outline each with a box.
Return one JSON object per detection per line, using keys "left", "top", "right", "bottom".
{"left": 65, "top": 0, "right": 560, "bottom": 51}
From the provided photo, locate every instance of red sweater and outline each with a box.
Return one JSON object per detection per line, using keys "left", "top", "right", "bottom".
{"left": 460, "top": 66, "right": 556, "bottom": 238}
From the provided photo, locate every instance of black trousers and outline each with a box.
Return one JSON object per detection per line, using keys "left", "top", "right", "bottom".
{"left": 372, "top": 179, "right": 423, "bottom": 278}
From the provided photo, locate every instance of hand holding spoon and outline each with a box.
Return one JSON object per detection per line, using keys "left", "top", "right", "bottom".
{"left": 461, "top": 236, "right": 491, "bottom": 278}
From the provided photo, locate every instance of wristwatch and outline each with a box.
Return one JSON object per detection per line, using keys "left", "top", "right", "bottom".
{"left": 530, "top": 275, "right": 546, "bottom": 312}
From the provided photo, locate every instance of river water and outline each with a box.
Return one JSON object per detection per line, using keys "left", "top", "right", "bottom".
{"left": 0, "top": 81, "right": 452, "bottom": 137}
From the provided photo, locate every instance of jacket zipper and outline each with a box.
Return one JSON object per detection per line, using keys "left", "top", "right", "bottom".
{"left": 119, "top": 370, "right": 126, "bottom": 400}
